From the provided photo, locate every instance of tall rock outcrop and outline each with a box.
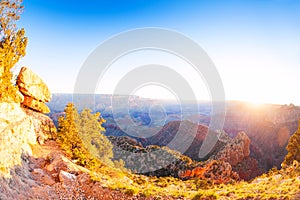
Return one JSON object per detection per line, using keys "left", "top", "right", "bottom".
{"left": 17, "top": 67, "right": 51, "bottom": 113}
{"left": 213, "top": 132, "right": 250, "bottom": 166}
{"left": 0, "top": 101, "right": 56, "bottom": 177}
{"left": 108, "top": 136, "right": 240, "bottom": 184}
{"left": 212, "top": 131, "right": 262, "bottom": 180}
{"left": 141, "top": 120, "right": 262, "bottom": 180}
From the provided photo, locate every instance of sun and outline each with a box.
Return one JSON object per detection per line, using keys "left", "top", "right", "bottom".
{"left": 246, "top": 100, "right": 265, "bottom": 110}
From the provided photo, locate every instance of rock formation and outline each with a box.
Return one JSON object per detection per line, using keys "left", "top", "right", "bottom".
{"left": 22, "top": 95, "right": 50, "bottom": 114}
{"left": 178, "top": 160, "right": 240, "bottom": 184}
{"left": 0, "top": 103, "right": 56, "bottom": 177}
{"left": 223, "top": 102, "right": 300, "bottom": 171}
{"left": 136, "top": 120, "right": 262, "bottom": 180}
{"left": 211, "top": 131, "right": 262, "bottom": 180}
{"left": 108, "top": 136, "right": 240, "bottom": 184}
{"left": 17, "top": 67, "right": 51, "bottom": 113}
{"left": 213, "top": 132, "right": 250, "bottom": 166}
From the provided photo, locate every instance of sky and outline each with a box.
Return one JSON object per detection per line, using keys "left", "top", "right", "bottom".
{"left": 16, "top": 0, "right": 300, "bottom": 105}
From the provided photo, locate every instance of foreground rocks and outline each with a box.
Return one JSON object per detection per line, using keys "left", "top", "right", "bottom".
{"left": 17, "top": 67, "right": 51, "bottom": 113}
{"left": 0, "top": 103, "right": 56, "bottom": 177}
{"left": 0, "top": 140, "right": 182, "bottom": 200}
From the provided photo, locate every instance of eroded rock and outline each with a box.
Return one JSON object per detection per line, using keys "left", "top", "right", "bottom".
{"left": 178, "top": 160, "right": 240, "bottom": 184}
{"left": 23, "top": 95, "right": 50, "bottom": 114}
{"left": 59, "top": 170, "right": 76, "bottom": 185}
{"left": 17, "top": 67, "right": 51, "bottom": 102}
{"left": 0, "top": 103, "right": 56, "bottom": 177}
{"left": 0, "top": 103, "right": 37, "bottom": 177}
{"left": 213, "top": 132, "right": 250, "bottom": 166}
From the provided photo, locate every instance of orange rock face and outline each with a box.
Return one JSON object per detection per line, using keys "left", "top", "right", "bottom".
{"left": 213, "top": 132, "right": 250, "bottom": 166}
{"left": 17, "top": 67, "right": 52, "bottom": 102}
{"left": 23, "top": 95, "right": 50, "bottom": 114}
{"left": 178, "top": 160, "right": 240, "bottom": 184}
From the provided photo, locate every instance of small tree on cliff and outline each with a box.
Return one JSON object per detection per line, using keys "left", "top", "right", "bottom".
{"left": 283, "top": 119, "right": 300, "bottom": 166}
{"left": 79, "top": 108, "right": 113, "bottom": 164}
{"left": 57, "top": 103, "right": 115, "bottom": 168}
{"left": 57, "top": 103, "right": 89, "bottom": 165}
{"left": 0, "top": 0, "right": 27, "bottom": 102}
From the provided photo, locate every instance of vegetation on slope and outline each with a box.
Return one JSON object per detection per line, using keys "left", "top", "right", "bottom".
{"left": 0, "top": 0, "right": 27, "bottom": 102}
{"left": 283, "top": 119, "right": 300, "bottom": 166}
{"left": 56, "top": 108, "right": 300, "bottom": 199}
{"left": 56, "top": 103, "right": 120, "bottom": 170}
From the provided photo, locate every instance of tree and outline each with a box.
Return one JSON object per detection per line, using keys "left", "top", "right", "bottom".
{"left": 283, "top": 119, "right": 300, "bottom": 166}
{"left": 57, "top": 103, "right": 115, "bottom": 168}
{"left": 0, "top": 0, "right": 27, "bottom": 102}
{"left": 57, "top": 103, "right": 89, "bottom": 165}
{"left": 79, "top": 108, "right": 113, "bottom": 165}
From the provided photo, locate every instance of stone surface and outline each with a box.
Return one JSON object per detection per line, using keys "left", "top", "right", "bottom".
{"left": 16, "top": 90, "right": 24, "bottom": 103}
{"left": 32, "top": 168, "right": 56, "bottom": 186}
{"left": 23, "top": 108, "right": 57, "bottom": 144}
{"left": 44, "top": 152, "right": 88, "bottom": 174}
{"left": 17, "top": 67, "right": 51, "bottom": 102}
{"left": 0, "top": 103, "right": 56, "bottom": 177}
{"left": 213, "top": 132, "right": 250, "bottom": 166}
{"left": 178, "top": 160, "right": 240, "bottom": 184}
{"left": 108, "top": 136, "right": 240, "bottom": 183}
{"left": 232, "top": 157, "right": 263, "bottom": 180}
{"left": 23, "top": 95, "right": 50, "bottom": 114}
{"left": 59, "top": 170, "right": 76, "bottom": 185}
{"left": 0, "top": 103, "right": 36, "bottom": 177}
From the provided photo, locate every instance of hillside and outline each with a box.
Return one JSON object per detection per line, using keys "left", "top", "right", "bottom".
{"left": 1, "top": 119, "right": 300, "bottom": 199}
{"left": 0, "top": 69, "right": 299, "bottom": 199}
{"left": 1, "top": 101, "right": 300, "bottom": 199}
{"left": 47, "top": 94, "right": 300, "bottom": 175}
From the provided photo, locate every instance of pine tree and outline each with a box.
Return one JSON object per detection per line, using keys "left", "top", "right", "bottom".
{"left": 0, "top": 0, "right": 27, "bottom": 102}
{"left": 57, "top": 104, "right": 115, "bottom": 168}
{"left": 79, "top": 108, "right": 113, "bottom": 164}
{"left": 283, "top": 119, "right": 300, "bottom": 166}
{"left": 57, "top": 103, "right": 88, "bottom": 166}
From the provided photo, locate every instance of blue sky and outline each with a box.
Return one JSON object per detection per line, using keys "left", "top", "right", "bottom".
{"left": 17, "top": 0, "right": 300, "bottom": 104}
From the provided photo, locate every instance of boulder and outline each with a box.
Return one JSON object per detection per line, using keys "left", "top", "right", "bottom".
{"left": 59, "top": 170, "right": 76, "bottom": 186}
{"left": 23, "top": 95, "right": 50, "bottom": 114}
{"left": 17, "top": 67, "right": 51, "bottom": 102}
{"left": 32, "top": 168, "right": 56, "bottom": 186}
